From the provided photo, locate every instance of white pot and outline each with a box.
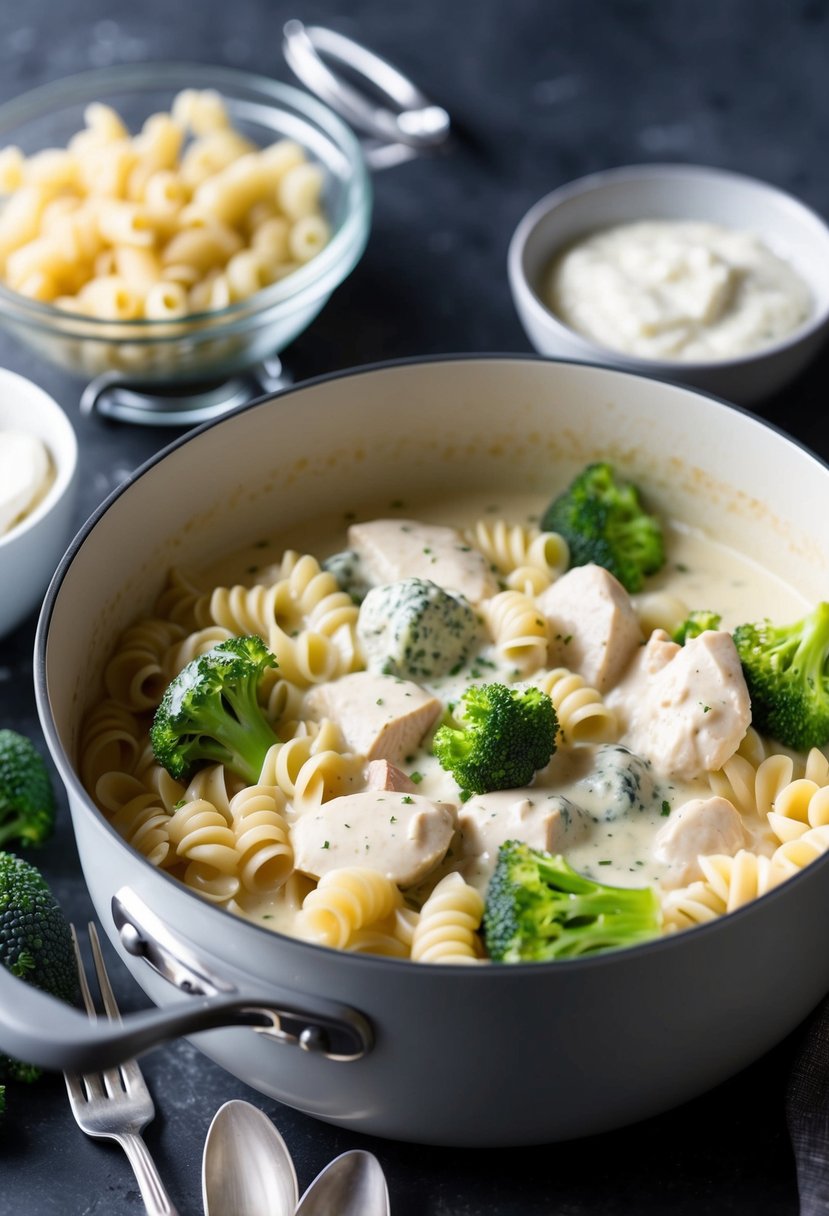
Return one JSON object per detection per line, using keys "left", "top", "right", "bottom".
{"left": 35, "top": 356, "right": 829, "bottom": 1145}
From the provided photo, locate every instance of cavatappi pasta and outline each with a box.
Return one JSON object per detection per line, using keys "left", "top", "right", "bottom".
{"left": 79, "top": 488, "right": 829, "bottom": 963}
{"left": 0, "top": 89, "right": 330, "bottom": 320}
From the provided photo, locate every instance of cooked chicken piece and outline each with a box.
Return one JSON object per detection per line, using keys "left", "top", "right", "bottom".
{"left": 610, "top": 630, "right": 751, "bottom": 780}
{"left": 348, "top": 519, "right": 499, "bottom": 604}
{"left": 292, "top": 790, "right": 455, "bottom": 886}
{"left": 458, "top": 790, "right": 569, "bottom": 858}
{"left": 304, "top": 671, "right": 441, "bottom": 765}
{"left": 365, "top": 759, "right": 417, "bottom": 794}
{"left": 654, "top": 795, "right": 748, "bottom": 888}
{"left": 537, "top": 563, "right": 643, "bottom": 692}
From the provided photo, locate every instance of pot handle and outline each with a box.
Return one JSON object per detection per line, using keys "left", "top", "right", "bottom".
{"left": 282, "top": 19, "right": 451, "bottom": 171}
{"left": 0, "top": 892, "right": 372, "bottom": 1072}
{"left": 0, "top": 960, "right": 304, "bottom": 1073}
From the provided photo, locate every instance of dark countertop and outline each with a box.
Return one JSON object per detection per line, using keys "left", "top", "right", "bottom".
{"left": 2, "top": 1, "right": 829, "bottom": 1212}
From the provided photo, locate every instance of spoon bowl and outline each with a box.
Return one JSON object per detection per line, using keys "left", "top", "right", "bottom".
{"left": 202, "top": 1099, "right": 298, "bottom": 1216}
{"left": 295, "top": 1150, "right": 390, "bottom": 1216}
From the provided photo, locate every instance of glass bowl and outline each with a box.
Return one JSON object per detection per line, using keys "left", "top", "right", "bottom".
{"left": 0, "top": 63, "right": 372, "bottom": 385}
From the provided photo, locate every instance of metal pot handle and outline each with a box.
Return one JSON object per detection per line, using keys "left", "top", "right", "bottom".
{"left": 282, "top": 19, "right": 451, "bottom": 171}
{"left": 0, "top": 888, "right": 372, "bottom": 1073}
{"left": 0, "top": 961, "right": 288, "bottom": 1072}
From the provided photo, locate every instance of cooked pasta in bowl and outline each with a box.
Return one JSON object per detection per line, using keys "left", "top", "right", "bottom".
{"left": 34, "top": 356, "right": 829, "bottom": 1145}
{"left": 0, "top": 64, "right": 370, "bottom": 384}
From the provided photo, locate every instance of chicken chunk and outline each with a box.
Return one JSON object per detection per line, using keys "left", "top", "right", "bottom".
{"left": 304, "top": 671, "right": 441, "bottom": 765}
{"left": 458, "top": 790, "right": 576, "bottom": 858}
{"left": 292, "top": 790, "right": 455, "bottom": 886}
{"left": 348, "top": 519, "right": 499, "bottom": 604}
{"left": 365, "top": 759, "right": 417, "bottom": 794}
{"left": 537, "top": 563, "right": 643, "bottom": 692}
{"left": 611, "top": 630, "right": 751, "bottom": 780}
{"left": 653, "top": 795, "right": 748, "bottom": 888}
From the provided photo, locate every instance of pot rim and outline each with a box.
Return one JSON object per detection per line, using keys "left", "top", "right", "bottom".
{"left": 34, "top": 351, "right": 829, "bottom": 976}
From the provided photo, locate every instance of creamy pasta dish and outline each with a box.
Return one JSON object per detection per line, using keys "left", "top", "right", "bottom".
{"left": 79, "top": 469, "right": 829, "bottom": 964}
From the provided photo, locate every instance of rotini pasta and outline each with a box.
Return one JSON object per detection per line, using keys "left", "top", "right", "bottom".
{"left": 410, "top": 873, "right": 484, "bottom": 964}
{"left": 297, "top": 867, "right": 402, "bottom": 949}
{"left": 482, "top": 590, "right": 548, "bottom": 675}
{"left": 533, "top": 667, "right": 617, "bottom": 745}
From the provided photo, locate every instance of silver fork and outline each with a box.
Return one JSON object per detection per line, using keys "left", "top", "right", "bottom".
{"left": 64, "top": 923, "right": 179, "bottom": 1216}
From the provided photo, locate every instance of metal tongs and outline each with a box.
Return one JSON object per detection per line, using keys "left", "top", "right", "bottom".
{"left": 81, "top": 20, "right": 451, "bottom": 427}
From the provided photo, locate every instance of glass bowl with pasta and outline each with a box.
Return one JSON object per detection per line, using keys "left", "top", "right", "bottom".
{"left": 0, "top": 63, "right": 371, "bottom": 389}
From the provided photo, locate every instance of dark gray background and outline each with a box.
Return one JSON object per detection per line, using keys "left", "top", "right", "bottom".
{"left": 2, "top": 1, "right": 829, "bottom": 1212}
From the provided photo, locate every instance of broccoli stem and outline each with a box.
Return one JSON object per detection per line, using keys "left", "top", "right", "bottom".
{"left": 194, "top": 693, "right": 277, "bottom": 785}
{"left": 775, "top": 601, "right": 829, "bottom": 680}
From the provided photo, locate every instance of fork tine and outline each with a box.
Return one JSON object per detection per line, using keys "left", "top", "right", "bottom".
{"left": 88, "top": 922, "right": 122, "bottom": 1023}
{"left": 70, "top": 923, "right": 98, "bottom": 1021}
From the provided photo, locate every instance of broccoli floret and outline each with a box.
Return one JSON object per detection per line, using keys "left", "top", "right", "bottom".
{"left": 358, "top": 577, "right": 481, "bottom": 681}
{"left": 0, "top": 851, "right": 78, "bottom": 1089}
{"left": 0, "top": 730, "right": 55, "bottom": 850}
{"left": 672, "top": 610, "right": 722, "bottom": 645}
{"left": 322, "top": 549, "right": 371, "bottom": 604}
{"left": 540, "top": 461, "right": 665, "bottom": 593}
{"left": 572, "top": 744, "right": 664, "bottom": 822}
{"left": 733, "top": 603, "right": 829, "bottom": 750}
{"left": 150, "top": 635, "right": 280, "bottom": 784}
{"left": 483, "top": 840, "right": 662, "bottom": 962}
{"left": 432, "top": 683, "right": 557, "bottom": 796}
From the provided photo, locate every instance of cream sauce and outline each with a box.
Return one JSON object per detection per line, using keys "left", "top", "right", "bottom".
{"left": 195, "top": 491, "right": 813, "bottom": 931}
{"left": 547, "top": 220, "right": 812, "bottom": 362}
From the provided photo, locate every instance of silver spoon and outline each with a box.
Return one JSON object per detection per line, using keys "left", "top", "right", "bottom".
{"left": 295, "top": 1150, "right": 390, "bottom": 1216}
{"left": 201, "top": 1099, "right": 298, "bottom": 1216}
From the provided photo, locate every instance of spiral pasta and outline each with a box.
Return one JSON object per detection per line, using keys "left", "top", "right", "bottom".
{"left": 410, "top": 873, "right": 484, "bottom": 964}
{"left": 533, "top": 667, "right": 617, "bottom": 745}
{"left": 482, "top": 589, "right": 548, "bottom": 675}
{"left": 767, "top": 777, "right": 829, "bottom": 843}
{"left": 468, "top": 519, "right": 568, "bottom": 588}
{"left": 167, "top": 797, "right": 240, "bottom": 902}
{"left": 104, "top": 617, "right": 186, "bottom": 710}
{"left": 95, "top": 772, "right": 174, "bottom": 868}
{"left": 229, "top": 784, "right": 293, "bottom": 894}
{"left": 708, "top": 751, "right": 795, "bottom": 819}
{"left": 297, "top": 867, "right": 402, "bottom": 949}
{"left": 79, "top": 699, "right": 143, "bottom": 795}
{"left": 771, "top": 825, "right": 829, "bottom": 876}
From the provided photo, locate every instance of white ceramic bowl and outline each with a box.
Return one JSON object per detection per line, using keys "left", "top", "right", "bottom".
{"left": 0, "top": 369, "right": 78, "bottom": 638}
{"left": 508, "top": 163, "right": 829, "bottom": 404}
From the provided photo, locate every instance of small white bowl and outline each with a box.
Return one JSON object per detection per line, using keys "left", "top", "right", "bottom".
{"left": 507, "top": 163, "right": 829, "bottom": 404}
{"left": 0, "top": 369, "right": 78, "bottom": 638}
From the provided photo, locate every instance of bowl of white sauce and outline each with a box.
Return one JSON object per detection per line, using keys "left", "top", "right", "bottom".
{"left": 507, "top": 163, "right": 829, "bottom": 404}
{"left": 0, "top": 368, "right": 78, "bottom": 638}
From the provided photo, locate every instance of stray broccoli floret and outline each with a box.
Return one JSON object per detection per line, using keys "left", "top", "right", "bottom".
{"left": 540, "top": 461, "right": 665, "bottom": 593}
{"left": 672, "top": 610, "right": 722, "bottom": 645}
{"left": 150, "top": 635, "right": 280, "bottom": 784}
{"left": 322, "top": 549, "right": 371, "bottom": 604}
{"left": 483, "top": 840, "right": 662, "bottom": 962}
{"left": 733, "top": 603, "right": 829, "bottom": 750}
{"left": 0, "top": 851, "right": 78, "bottom": 1091}
{"left": 0, "top": 730, "right": 55, "bottom": 849}
{"left": 432, "top": 683, "right": 556, "bottom": 796}
{"left": 358, "top": 577, "right": 481, "bottom": 681}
